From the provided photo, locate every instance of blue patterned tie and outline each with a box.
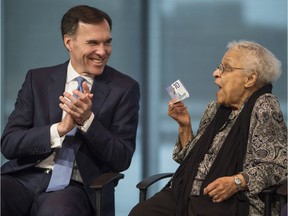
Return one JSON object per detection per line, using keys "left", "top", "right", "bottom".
{"left": 46, "top": 76, "right": 85, "bottom": 192}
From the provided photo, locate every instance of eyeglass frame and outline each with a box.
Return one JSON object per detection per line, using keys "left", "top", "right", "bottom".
{"left": 216, "top": 63, "right": 246, "bottom": 74}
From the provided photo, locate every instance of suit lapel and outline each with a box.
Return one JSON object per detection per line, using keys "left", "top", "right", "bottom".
{"left": 47, "top": 63, "right": 111, "bottom": 123}
{"left": 48, "top": 63, "right": 68, "bottom": 123}
{"left": 91, "top": 70, "right": 111, "bottom": 116}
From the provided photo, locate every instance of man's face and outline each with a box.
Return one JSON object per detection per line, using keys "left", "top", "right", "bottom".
{"left": 64, "top": 20, "right": 112, "bottom": 77}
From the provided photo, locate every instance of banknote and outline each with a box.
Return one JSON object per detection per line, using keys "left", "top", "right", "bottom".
{"left": 166, "top": 79, "right": 189, "bottom": 103}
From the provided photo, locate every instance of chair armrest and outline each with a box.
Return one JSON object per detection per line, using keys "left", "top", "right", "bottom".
{"left": 276, "top": 181, "right": 287, "bottom": 197}
{"left": 276, "top": 181, "right": 287, "bottom": 211}
{"left": 90, "top": 172, "right": 124, "bottom": 216}
{"left": 260, "top": 184, "right": 285, "bottom": 216}
{"left": 260, "top": 185, "right": 280, "bottom": 195}
{"left": 90, "top": 172, "right": 124, "bottom": 191}
{"left": 136, "top": 172, "right": 173, "bottom": 190}
{"left": 136, "top": 172, "right": 173, "bottom": 202}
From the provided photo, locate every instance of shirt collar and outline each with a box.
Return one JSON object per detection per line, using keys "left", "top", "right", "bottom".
{"left": 67, "top": 61, "right": 94, "bottom": 85}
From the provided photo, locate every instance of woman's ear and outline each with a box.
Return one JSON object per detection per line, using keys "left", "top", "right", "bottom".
{"left": 245, "top": 73, "right": 257, "bottom": 88}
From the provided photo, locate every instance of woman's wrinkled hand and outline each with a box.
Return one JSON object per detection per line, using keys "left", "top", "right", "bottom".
{"left": 203, "top": 176, "right": 238, "bottom": 203}
{"left": 168, "top": 100, "right": 191, "bottom": 127}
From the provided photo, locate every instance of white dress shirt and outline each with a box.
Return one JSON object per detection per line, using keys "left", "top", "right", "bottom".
{"left": 36, "top": 61, "right": 95, "bottom": 170}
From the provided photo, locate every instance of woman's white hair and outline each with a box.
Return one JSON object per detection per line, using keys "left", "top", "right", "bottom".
{"left": 227, "top": 40, "right": 282, "bottom": 86}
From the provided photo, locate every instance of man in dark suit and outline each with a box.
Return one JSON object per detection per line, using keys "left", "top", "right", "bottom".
{"left": 1, "top": 5, "right": 140, "bottom": 216}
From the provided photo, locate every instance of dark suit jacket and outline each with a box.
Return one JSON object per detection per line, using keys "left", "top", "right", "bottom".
{"left": 1, "top": 61, "right": 140, "bottom": 214}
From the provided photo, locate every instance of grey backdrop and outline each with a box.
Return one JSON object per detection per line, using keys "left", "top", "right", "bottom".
{"left": 1, "top": 0, "right": 287, "bottom": 215}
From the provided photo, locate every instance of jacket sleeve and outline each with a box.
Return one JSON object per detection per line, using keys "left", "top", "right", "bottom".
{"left": 242, "top": 94, "right": 287, "bottom": 194}
{"left": 1, "top": 70, "right": 52, "bottom": 160}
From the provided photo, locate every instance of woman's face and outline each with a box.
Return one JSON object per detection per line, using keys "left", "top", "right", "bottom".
{"left": 213, "top": 48, "right": 254, "bottom": 110}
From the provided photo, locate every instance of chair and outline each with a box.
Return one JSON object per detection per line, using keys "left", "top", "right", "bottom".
{"left": 90, "top": 172, "right": 124, "bottom": 216}
{"left": 260, "top": 183, "right": 286, "bottom": 216}
{"left": 276, "top": 182, "right": 287, "bottom": 216}
{"left": 136, "top": 172, "right": 287, "bottom": 216}
{"left": 137, "top": 172, "right": 173, "bottom": 202}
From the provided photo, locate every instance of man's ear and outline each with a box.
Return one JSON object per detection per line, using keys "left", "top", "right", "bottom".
{"left": 63, "top": 35, "right": 71, "bottom": 51}
{"left": 245, "top": 73, "right": 257, "bottom": 88}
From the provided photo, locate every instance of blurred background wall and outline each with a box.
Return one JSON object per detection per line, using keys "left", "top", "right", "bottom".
{"left": 1, "top": 0, "right": 287, "bottom": 215}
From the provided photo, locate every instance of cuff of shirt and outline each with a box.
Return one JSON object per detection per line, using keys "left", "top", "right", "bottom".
{"left": 240, "top": 171, "right": 250, "bottom": 189}
{"left": 78, "top": 112, "right": 95, "bottom": 133}
{"left": 50, "top": 123, "right": 65, "bottom": 148}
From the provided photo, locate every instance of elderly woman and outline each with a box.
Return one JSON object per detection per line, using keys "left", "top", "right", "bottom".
{"left": 129, "top": 40, "right": 287, "bottom": 216}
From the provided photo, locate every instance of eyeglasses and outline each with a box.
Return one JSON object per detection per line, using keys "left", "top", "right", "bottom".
{"left": 216, "top": 63, "right": 245, "bottom": 74}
